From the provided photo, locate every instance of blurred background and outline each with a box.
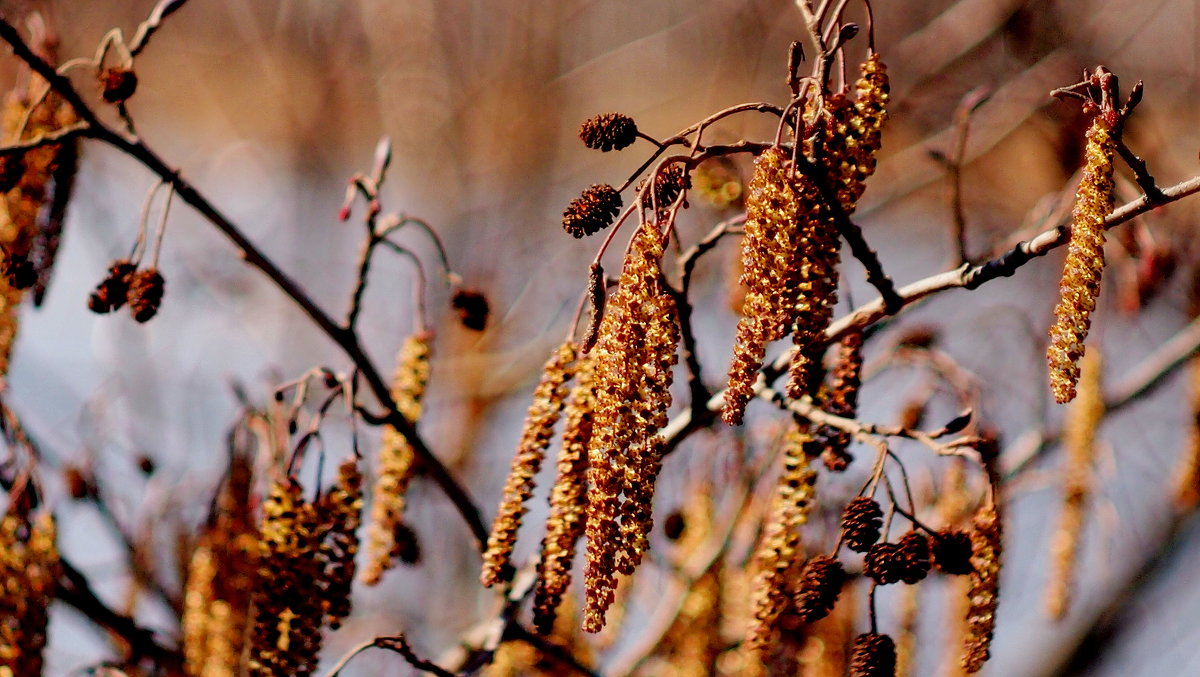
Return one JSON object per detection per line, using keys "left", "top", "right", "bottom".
{"left": 2, "top": 0, "right": 1199, "bottom": 675}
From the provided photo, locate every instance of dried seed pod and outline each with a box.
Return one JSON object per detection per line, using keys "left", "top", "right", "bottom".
{"left": 746, "top": 424, "right": 818, "bottom": 649}
{"left": 850, "top": 632, "right": 897, "bottom": 677}
{"left": 583, "top": 220, "right": 679, "bottom": 632}
{"left": 100, "top": 67, "right": 138, "bottom": 104}
{"left": 578, "top": 113, "right": 638, "bottom": 152}
{"left": 482, "top": 342, "right": 577, "bottom": 588}
{"left": 533, "top": 353, "right": 595, "bottom": 634}
{"left": 127, "top": 267, "right": 165, "bottom": 322}
{"left": 392, "top": 522, "right": 422, "bottom": 565}
{"left": 841, "top": 497, "right": 883, "bottom": 552}
{"left": 793, "top": 555, "right": 846, "bottom": 623}
{"left": 562, "top": 184, "right": 622, "bottom": 238}
{"left": 961, "top": 503, "right": 1002, "bottom": 673}
{"left": 88, "top": 260, "right": 136, "bottom": 314}
{"left": 1046, "top": 350, "right": 1102, "bottom": 619}
{"left": 1046, "top": 114, "right": 1116, "bottom": 403}
{"left": 638, "top": 162, "right": 691, "bottom": 210}
{"left": 864, "top": 541, "right": 905, "bottom": 585}
{"left": 451, "top": 288, "right": 490, "bottom": 331}
{"left": 362, "top": 332, "right": 432, "bottom": 585}
{"left": 931, "top": 530, "right": 974, "bottom": 576}
{"left": 896, "top": 531, "right": 932, "bottom": 584}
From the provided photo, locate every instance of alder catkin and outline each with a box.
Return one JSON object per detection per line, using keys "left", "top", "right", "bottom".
{"left": 0, "top": 511, "right": 59, "bottom": 677}
{"left": 1046, "top": 350, "right": 1103, "bottom": 619}
{"left": 533, "top": 353, "right": 595, "bottom": 634}
{"left": 1047, "top": 115, "right": 1116, "bottom": 403}
{"left": 583, "top": 220, "right": 679, "bottom": 632}
{"left": 183, "top": 455, "right": 258, "bottom": 677}
{"left": 317, "top": 459, "right": 363, "bottom": 629}
{"left": 746, "top": 424, "right": 818, "bottom": 649}
{"left": 725, "top": 148, "right": 800, "bottom": 425}
{"left": 961, "top": 503, "right": 1003, "bottom": 674}
{"left": 482, "top": 341, "right": 577, "bottom": 588}
{"left": 249, "top": 479, "right": 325, "bottom": 677}
{"left": 362, "top": 332, "right": 432, "bottom": 585}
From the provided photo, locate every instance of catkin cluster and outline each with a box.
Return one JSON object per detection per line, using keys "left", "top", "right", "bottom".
{"left": 248, "top": 464, "right": 363, "bottom": 677}
{"left": 1047, "top": 115, "right": 1116, "bottom": 404}
{"left": 362, "top": 332, "right": 432, "bottom": 585}
{"left": 183, "top": 455, "right": 258, "bottom": 677}
{"left": 746, "top": 424, "right": 818, "bottom": 650}
{"left": 0, "top": 511, "right": 58, "bottom": 677}
{"left": 962, "top": 502, "right": 1002, "bottom": 674}
{"left": 583, "top": 220, "right": 680, "bottom": 633}
{"left": 481, "top": 341, "right": 578, "bottom": 588}
{"left": 725, "top": 55, "right": 888, "bottom": 424}
{"left": 1046, "top": 350, "right": 1103, "bottom": 619}
{"left": 533, "top": 352, "right": 595, "bottom": 634}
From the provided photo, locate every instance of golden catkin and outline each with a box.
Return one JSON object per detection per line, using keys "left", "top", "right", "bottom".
{"left": 249, "top": 479, "right": 324, "bottom": 677}
{"left": 317, "top": 459, "right": 363, "bottom": 629}
{"left": 1046, "top": 350, "right": 1102, "bottom": 619}
{"left": 362, "top": 332, "right": 432, "bottom": 585}
{"left": 746, "top": 424, "right": 818, "bottom": 650}
{"left": 0, "top": 511, "right": 58, "bottom": 677}
{"left": 183, "top": 454, "right": 258, "bottom": 677}
{"left": 533, "top": 353, "right": 595, "bottom": 634}
{"left": 1173, "top": 356, "right": 1200, "bottom": 511}
{"left": 726, "top": 148, "right": 802, "bottom": 425}
{"left": 481, "top": 342, "right": 577, "bottom": 588}
{"left": 847, "top": 54, "right": 889, "bottom": 194}
{"left": 1046, "top": 115, "right": 1116, "bottom": 403}
{"left": 584, "top": 220, "right": 680, "bottom": 632}
{"left": 961, "top": 503, "right": 1002, "bottom": 674}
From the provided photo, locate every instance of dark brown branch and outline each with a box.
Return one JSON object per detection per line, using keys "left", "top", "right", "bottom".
{"left": 0, "top": 17, "right": 489, "bottom": 550}
{"left": 58, "top": 557, "right": 182, "bottom": 670}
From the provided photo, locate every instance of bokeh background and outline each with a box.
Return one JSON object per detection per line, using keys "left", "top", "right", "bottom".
{"left": 2, "top": 0, "right": 1199, "bottom": 674}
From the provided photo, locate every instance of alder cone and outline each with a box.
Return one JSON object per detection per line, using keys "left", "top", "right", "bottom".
{"left": 841, "top": 497, "right": 883, "bottom": 552}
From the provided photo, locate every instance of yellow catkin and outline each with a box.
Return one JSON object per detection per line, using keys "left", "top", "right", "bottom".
{"left": 1173, "top": 356, "right": 1200, "bottom": 511}
{"left": 725, "top": 148, "right": 801, "bottom": 425}
{"left": 961, "top": 502, "right": 1002, "bottom": 674}
{"left": 533, "top": 352, "right": 595, "bottom": 634}
{"left": 183, "top": 455, "right": 258, "bottom": 677}
{"left": 362, "top": 332, "right": 432, "bottom": 585}
{"left": 745, "top": 424, "right": 818, "bottom": 651}
{"left": 0, "top": 511, "right": 59, "bottom": 677}
{"left": 1047, "top": 116, "right": 1116, "bottom": 403}
{"left": 584, "top": 220, "right": 680, "bottom": 633}
{"left": 783, "top": 173, "right": 840, "bottom": 400}
{"left": 249, "top": 479, "right": 324, "bottom": 677}
{"left": 481, "top": 341, "right": 577, "bottom": 588}
{"left": 1046, "top": 350, "right": 1103, "bottom": 619}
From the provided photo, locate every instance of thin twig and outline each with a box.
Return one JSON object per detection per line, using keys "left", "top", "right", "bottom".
{"left": 0, "top": 17, "right": 490, "bottom": 549}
